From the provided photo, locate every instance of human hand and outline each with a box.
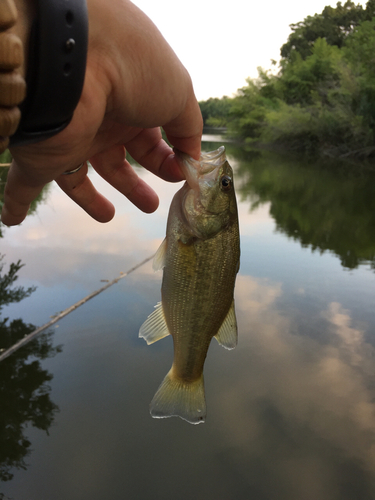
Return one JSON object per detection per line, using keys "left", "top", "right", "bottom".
{"left": 0, "top": 0, "right": 26, "bottom": 153}
{"left": 1, "top": 0, "right": 203, "bottom": 226}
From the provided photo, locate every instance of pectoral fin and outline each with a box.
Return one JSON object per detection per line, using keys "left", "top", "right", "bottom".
{"left": 139, "top": 302, "right": 170, "bottom": 344}
{"left": 214, "top": 300, "right": 238, "bottom": 350}
{"left": 153, "top": 238, "right": 167, "bottom": 271}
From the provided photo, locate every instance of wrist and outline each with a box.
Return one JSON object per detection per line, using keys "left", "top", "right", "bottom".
{"left": 9, "top": 0, "right": 88, "bottom": 147}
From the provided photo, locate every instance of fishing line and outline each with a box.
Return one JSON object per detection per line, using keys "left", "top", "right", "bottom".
{"left": 0, "top": 255, "right": 154, "bottom": 362}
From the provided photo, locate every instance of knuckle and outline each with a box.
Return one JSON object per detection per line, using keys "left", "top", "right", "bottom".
{"left": 0, "top": 32, "right": 23, "bottom": 70}
{"left": 0, "top": 71, "right": 26, "bottom": 106}
{"left": 0, "top": 0, "right": 17, "bottom": 31}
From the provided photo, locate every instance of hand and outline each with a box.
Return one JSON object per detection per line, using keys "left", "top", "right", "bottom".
{"left": 1, "top": 0, "right": 203, "bottom": 226}
{"left": 0, "top": 0, "right": 26, "bottom": 152}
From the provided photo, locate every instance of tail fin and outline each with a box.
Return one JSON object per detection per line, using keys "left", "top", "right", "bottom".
{"left": 150, "top": 369, "right": 206, "bottom": 425}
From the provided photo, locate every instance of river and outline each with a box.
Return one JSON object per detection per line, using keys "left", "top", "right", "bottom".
{"left": 1, "top": 135, "right": 375, "bottom": 500}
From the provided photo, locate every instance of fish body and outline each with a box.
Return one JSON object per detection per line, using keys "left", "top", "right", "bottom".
{"left": 139, "top": 146, "right": 240, "bottom": 424}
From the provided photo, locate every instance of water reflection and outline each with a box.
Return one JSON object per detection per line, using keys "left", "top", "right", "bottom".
{"left": 0, "top": 256, "right": 60, "bottom": 484}
{"left": 234, "top": 149, "right": 375, "bottom": 270}
{"left": 1, "top": 140, "right": 375, "bottom": 499}
{"left": 213, "top": 274, "right": 375, "bottom": 500}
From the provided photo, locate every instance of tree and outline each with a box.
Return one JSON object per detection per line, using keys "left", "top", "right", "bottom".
{"left": 343, "top": 18, "right": 375, "bottom": 128}
{"left": 222, "top": 1, "right": 375, "bottom": 155}
{"left": 280, "top": 1, "right": 367, "bottom": 63}
{"left": 198, "top": 96, "right": 232, "bottom": 127}
{"left": 280, "top": 38, "right": 344, "bottom": 105}
{"left": 228, "top": 71, "right": 281, "bottom": 142}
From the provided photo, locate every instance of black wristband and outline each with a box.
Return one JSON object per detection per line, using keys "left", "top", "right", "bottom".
{"left": 9, "top": 0, "right": 88, "bottom": 147}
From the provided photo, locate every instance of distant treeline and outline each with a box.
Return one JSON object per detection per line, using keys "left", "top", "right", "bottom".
{"left": 199, "top": 0, "right": 375, "bottom": 157}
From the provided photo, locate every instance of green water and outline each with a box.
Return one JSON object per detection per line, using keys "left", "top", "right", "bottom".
{"left": 1, "top": 137, "right": 375, "bottom": 500}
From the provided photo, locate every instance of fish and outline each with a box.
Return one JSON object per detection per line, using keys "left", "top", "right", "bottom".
{"left": 139, "top": 146, "right": 240, "bottom": 424}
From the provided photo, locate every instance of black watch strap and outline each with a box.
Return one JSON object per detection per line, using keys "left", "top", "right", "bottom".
{"left": 9, "top": 0, "right": 88, "bottom": 147}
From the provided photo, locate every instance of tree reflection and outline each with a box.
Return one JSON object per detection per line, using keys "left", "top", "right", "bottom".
{"left": 236, "top": 149, "right": 375, "bottom": 269}
{"left": 0, "top": 256, "right": 61, "bottom": 483}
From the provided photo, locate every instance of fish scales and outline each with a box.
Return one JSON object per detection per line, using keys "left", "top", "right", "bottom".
{"left": 163, "top": 200, "right": 237, "bottom": 380}
{"left": 139, "top": 146, "right": 240, "bottom": 424}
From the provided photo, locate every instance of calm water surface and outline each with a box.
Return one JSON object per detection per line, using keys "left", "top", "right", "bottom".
{"left": 1, "top": 137, "right": 375, "bottom": 500}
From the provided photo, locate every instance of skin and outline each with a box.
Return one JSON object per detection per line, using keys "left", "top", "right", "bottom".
{"left": 1, "top": 0, "right": 203, "bottom": 226}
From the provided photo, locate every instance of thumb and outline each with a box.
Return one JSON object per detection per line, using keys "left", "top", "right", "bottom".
{"left": 163, "top": 90, "right": 203, "bottom": 161}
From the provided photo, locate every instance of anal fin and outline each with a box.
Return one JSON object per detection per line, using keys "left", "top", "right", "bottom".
{"left": 214, "top": 300, "right": 238, "bottom": 350}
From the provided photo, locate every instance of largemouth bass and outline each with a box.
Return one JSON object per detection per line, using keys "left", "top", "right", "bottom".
{"left": 139, "top": 146, "right": 240, "bottom": 424}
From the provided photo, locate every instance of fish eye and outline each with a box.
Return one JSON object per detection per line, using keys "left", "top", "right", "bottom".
{"left": 220, "top": 175, "right": 232, "bottom": 191}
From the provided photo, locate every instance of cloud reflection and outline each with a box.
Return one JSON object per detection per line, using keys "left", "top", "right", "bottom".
{"left": 212, "top": 275, "right": 375, "bottom": 499}
{"left": 2, "top": 174, "right": 173, "bottom": 287}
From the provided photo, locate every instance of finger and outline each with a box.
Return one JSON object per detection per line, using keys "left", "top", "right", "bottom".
{"left": 0, "top": 32, "right": 24, "bottom": 70}
{"left": 1, "top": 160, "right": 43, "bottom": 225}
{"left": 90, "top": 144, "right": 159, "bottom": 214}
{"left": 0, "top": 0, "right": 17, "bottom": 30}
{"left": 56, "top": 162, "right": 115, "bottom": 223}
{"left": 0, "top": 71, "right": 26, "bottom": 106}
{"left": 163, "top": 89, "right": 203, "bottom": 160}
{"left": 0, "top": 105, "right": 20, "bottom": 136}
{"left": 125, "top": 128, "right": 185, "bottom": 182}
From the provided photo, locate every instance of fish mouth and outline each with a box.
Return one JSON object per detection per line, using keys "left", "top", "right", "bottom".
{"left": 177, "top": 146, "right": 227, "bottom": 189}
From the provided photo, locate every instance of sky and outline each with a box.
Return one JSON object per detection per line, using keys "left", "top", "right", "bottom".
{"left": 132, "top": 0, "right": 367, "bottom": 101}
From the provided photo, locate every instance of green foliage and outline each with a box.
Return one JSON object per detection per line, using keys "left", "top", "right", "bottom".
{"left": 262, "top": 102, "right": 371, "bottom": 153}
{"left": 0, "top": 150, "right": 11, "bottom": 164}
{"left": 280, "top": 38, "right": 343, "bottom": 105}
{"left": 224, "top": 1, "right": 375, "bottom": 156}
{"left": 198, "top": 96, "right": 232, "bottom": 127}
{"left": 280, "top": 1, "right": 369, "bottom": 62}
{"left": 344, "top": 17, "right": 375, "bottom": 73}
{"left": 343, "top": 18, "right": 375, "bottom": 128}
{"left": 228, "top": 72, "right": 281, "bottom": 142}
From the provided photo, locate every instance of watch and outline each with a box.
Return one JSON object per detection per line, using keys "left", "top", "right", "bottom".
{"left": 9, "top": 0, "right": 88, "bottom": 146}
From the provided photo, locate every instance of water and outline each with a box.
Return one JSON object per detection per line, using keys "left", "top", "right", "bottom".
{"left": 1, "top": 137, "right": 375, "bottom": 500}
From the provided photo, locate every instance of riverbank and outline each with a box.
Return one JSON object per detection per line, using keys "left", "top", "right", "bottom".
{"left": 199, "top": 2, "right": 375, "bottom": 164}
